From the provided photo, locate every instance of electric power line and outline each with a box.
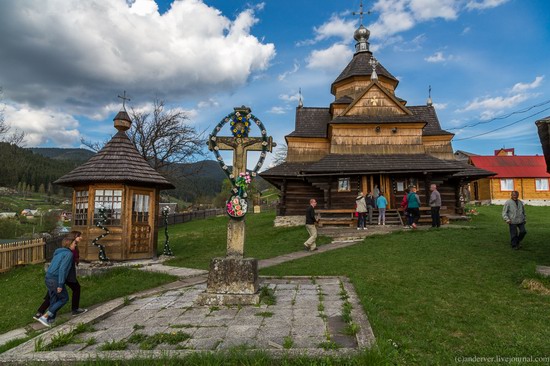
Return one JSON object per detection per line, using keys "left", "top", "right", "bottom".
{"left": 454, "top": 106, "right": 550, "bottom": 141}
{"left": 448, "top": 99, "right": 550, "bottom": 131}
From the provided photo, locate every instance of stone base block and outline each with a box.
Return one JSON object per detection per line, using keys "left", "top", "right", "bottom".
{"left": 206, "top": 257, "right": 259, "bottom": 294}
{"left": 196, "top": 292, "right": 260, "bottom": 306}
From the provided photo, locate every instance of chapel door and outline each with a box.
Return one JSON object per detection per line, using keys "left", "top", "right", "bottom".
{"left": 129, "top": 190, "right": 153, "bottom": 257}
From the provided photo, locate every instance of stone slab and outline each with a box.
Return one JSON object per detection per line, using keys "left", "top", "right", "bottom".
{"left": 205, "top": 257, "right": 259, "bottom": 295}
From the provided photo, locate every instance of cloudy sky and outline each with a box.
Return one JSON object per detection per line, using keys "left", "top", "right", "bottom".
{"left": 1, "top": 0, "right": 549, "bottom": 166}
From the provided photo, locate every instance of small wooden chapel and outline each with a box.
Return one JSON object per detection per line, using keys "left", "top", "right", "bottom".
{"left": 260, "top": 21, "right": 493, "bottom": 218}
{"left": 54, "top": 105, "right": 175, "bottom": 261}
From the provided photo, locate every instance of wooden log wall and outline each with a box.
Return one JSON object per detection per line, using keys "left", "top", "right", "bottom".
{"left": 487, "top": 178, "right": 550, "bottom": 201}
{"left": 282, "top": 180, "right": 324, "bottom": 216}
{"left": 287, "top": 139, "right": 330, "bottom": 162}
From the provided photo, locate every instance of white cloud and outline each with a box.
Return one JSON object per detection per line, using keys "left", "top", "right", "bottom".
{"left": 462, "top": 26, "right": 471, "bottom": 35}
{"left": 466, "top": 0, "right": 510, "bottom": 11}
{"left": 306, "top": 43, "right": 353, "bottom": 71}
{"left": 511, "top": 76, "right": 544, "bottom": 93}
{"left": 0, "top": 0, "right": 275, "bottom": 117}
{"left": 198, "top": 98, "right": 220, "bottom": 109}
{"left": 463, "top": 94, "right": 529, "bottom": 112}
{"left": 4, "top": 104, "right": 80, "bottom": 146}
{"left": 279, "top": 92, "right": 301, "bottom": 103}
{"left": 432, "top": 102, "right": 448, "bottom": 110}
{"left": 409, "top": 0, "right": 458, "bottom": 21}
{"left": 278, "top": 61, "right": 300, "bottom": 81}
{"left": 268, "top": 106, "right": 288, "bottom": 115}
{"left": 297, "top": 15, "right": 356, "bottom": 46}
{"left": 425, "top": 51, "right": 453, "bottom": 63}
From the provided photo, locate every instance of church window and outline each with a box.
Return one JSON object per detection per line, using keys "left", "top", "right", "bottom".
{"left": 132, "top": 193, "right": 150, "bottom": 223}
{"left": 535, "top": 178, "right": 549, "bottom": 191}
{"left": 338, "top": 178, "right": 350, "bottom": 192}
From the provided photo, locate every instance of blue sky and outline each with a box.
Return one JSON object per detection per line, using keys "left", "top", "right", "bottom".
{"left": 1, "top": 0, "right": 549, "bottom": 167}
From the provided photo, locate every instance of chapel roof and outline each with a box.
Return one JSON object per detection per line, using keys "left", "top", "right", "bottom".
{"left": 55, "top": 112, "right": 175, "bottom": 190}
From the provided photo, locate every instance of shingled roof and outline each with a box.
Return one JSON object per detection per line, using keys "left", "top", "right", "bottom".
{"left": 260, "top": 162, "right": 314, "bottom": 178}
{"left": 54, "top": 130, "right": 175, "bottom": 190}
{"left": 288, "top": 105, "right": 451, "bottom": 138}
{"left": 331, "top": 51, "right": 398, "bottom": 94}
{"left": 287, "top": 107, "right": 331, "bottom": 138}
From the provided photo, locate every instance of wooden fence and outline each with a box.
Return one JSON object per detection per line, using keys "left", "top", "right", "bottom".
{"left": 156, "top": 208, "right": 225, "bottom": 226}
{"left": 0, "top": 238, "right": 45, "bottom": 273}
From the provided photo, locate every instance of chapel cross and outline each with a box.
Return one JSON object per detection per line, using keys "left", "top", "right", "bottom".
{"left": 117, "top": 91, "right": 131, "bottom": 110}
{"left": 352, "top": 0, "right": 372, "bottom": 25}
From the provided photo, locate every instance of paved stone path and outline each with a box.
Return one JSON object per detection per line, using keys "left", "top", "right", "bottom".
{"left": 0, "top": 223, "right": 467, "bottom": 363}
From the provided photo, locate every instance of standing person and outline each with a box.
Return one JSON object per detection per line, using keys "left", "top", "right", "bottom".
{"left": 355, "top": 192, "right": 367, "bottom": 230}
{"left": 502, "top": 191, "right": 527, "bottom": 250}
{"left": 400, "top": 188, "right": 410, "bottom": 228}
{"left": 304, "top": 198, "right": 319, "bottom": 251}
{"left": 34, "top": 231, "right": 87, "bottom": 322}
{"left": 373, "top": 185, "right": 380, "bottom": 208}
{"left": 365, "top": 191, "right": 375, "bottom": 225}
{"left": 35, "top": 232, "right": 77, "bottom": 327}
{"left": 407, "top": 186, "right": 421, "bottom": 229}
{"left": 376, "top": 192, "right": 388, "bottom": 225}
{"left": 429, "top": 184, "right": 442, "bottom": 228}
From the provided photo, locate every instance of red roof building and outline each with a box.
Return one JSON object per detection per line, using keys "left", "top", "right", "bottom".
{"left": 468, "top": 154, "right": 550, "bottom": 205}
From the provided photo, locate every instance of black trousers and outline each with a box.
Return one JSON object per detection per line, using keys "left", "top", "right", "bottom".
{"left": 37, "top": 280, "right": 81, "bottom": 314}
{"left": 431, "top": 206, "right": 441, "bottom": 227}
{"left": 509, "top": 223, "right": 527, "bottom": 248}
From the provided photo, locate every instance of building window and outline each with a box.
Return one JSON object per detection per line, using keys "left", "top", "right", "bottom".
{"left": 132, "top": 193, "right": 150, "bottom": 223}
{"left": 500, "top": 179, "right": 514, "bottom": 191}
{"left": 74, "top": 190, "right": 88, "bottom": 226}
{"left": 396, "top": 181, "right": 405, "bottom": 192}
{"left": 535, "top": 178, "right": 549, "bottom": 191}
{"left": 94, "top": 189, "right": 122, "bottom": 226}
{"left": 338, "top": 178, "right": 350, "bottom": 192}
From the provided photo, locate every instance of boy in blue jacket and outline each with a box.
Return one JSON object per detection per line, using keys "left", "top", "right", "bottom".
{"left": 36, "top": 236, "right": 76, "bottom": 327}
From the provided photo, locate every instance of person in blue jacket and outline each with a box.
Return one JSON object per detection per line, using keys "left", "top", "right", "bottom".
{"left": 36, "top": 234, "right": 77, "bottom": 327}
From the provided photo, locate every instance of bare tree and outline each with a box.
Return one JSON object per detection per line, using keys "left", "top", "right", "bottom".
{"left": 82, "top": 98, "right": 206, "bottom": 177}
{"left": 0, "top": 87, "right": 25, "bottom": 146}
{"left": 271, "top": 142, "right": 288, "bottom": 166}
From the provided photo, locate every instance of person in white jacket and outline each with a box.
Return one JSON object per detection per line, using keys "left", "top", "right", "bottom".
{"left": 355, "top": 192, "right": 367, "bottom": 230}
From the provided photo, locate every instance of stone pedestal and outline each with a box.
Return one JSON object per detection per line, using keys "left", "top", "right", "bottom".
{"left": 196, "top": 257, "right": 260, "bottom": 306}
{"left": 227, "top": 220, "right": 245, "bottom": 257}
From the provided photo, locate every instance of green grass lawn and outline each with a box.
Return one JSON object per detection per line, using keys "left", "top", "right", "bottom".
{"left": 0, "top": 266, "right": 176, "bottom": 334}
{"left": 159, "top": 210, "right": 332, "bottom": 269}
{"left": 260, "top": 205, "right": 550, "bottom": 364}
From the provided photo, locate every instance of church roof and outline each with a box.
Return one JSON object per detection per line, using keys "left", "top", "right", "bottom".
{"left": 54, "top": 130, "right": 175, "bottom": 189}
{"left": 331, "top": 51, "right": 398, "bottom": 94}
{"left": 287, "top": 107, "right": 331, "bottom": 138}
{"left": 287, "top": 105, "right": 452, "bottom": 138}
{"left": 260, "top": 154, "right": 495, "bottom": 178}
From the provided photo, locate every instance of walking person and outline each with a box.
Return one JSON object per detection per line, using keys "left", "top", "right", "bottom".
{"left": 365, "top": 191, "right": 375, "bottom": 225}
{"left": 34, "top": 231, "right": 87, "bottom": 323}
{"left": 304, "top": 198, "right": 319, "bottom": 251}
{"left": 376, "top": 192, "right": 388, "bottom": 225}
{"left": 429, "top": 184, "right": 442, "bottom": 228}
{"left": 35, "top": 231, "right": 79, "bottom": 327}
{"left": 502, "top": 191, "right": 527, "bottom": 250}
{"left": 355, "top": 192, "right": 367, "bottom": 230}
{"left": 400, "top": 188, "right": 411, "bottom": 228}
{"left": 407, "top": 186, "right": 421, "bottom": 229}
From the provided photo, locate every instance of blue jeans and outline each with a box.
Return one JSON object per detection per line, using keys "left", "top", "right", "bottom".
{"left": 357, "top": 212, "right": 366, "bottom": 228}
{"left": 45, "top": 276, "right": 68, "bottom": 317}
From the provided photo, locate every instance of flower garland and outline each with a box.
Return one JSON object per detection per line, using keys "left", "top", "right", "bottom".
{"left": 230, "top": 111, "right": 251, "bottom": 138}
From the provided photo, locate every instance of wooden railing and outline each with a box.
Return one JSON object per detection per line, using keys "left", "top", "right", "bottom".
{"left": 0, "top": 238, "right": 45, "bottom": 273}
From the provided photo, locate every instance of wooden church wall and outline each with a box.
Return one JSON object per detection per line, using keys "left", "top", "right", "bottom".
{"left": 334, "top": 79, "right": 396, "bottom": 100}
{"left": 283, "top": 180, "right": 324, "bottom": 216}
{"left": 287, "top": 138, "right": 330, "bottom": 162}
{"left": 330, "top": 125, "right": 424, "bottom": 155}
{"left": 423, "top": 138, "right": 455, "bottom": 160}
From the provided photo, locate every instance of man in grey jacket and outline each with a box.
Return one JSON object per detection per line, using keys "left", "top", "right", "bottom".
{"left": 502, "top": 191, "right": 526, "bottom": 250}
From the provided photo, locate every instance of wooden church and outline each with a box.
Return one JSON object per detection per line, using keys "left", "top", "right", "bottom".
{"left": 261, "top": 23, "right": 493, "bottom": 219}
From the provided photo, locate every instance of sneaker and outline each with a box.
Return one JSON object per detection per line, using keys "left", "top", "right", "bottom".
{"left": 33, "top": 312, "right": 42, "bottom": 321}
{"left": 309, "top": 247, "right": 318, "bottom": 251}
{"left": 72, "top": 308, "right": 88, "bottom": 316}
{"left": 357, "top": 228, "right": 361, "bottom": 230}
{"left": 37, "top": 316, "right": 51, "bottom": 328}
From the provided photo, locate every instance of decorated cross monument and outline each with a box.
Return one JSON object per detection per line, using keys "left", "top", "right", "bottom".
{"left": 197, "top": 106, "right": 275, "bottom": 305}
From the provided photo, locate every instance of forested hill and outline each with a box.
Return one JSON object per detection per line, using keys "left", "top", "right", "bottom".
{"left": 0, "top": 143, "right": 82, "bottom": 195}
{"left": 29, "top": 147, "right": 95, "bottom": 162}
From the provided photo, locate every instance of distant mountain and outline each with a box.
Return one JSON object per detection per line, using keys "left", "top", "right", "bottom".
{"left": 30, "top": 147, "right": 95, "bottom": 162}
